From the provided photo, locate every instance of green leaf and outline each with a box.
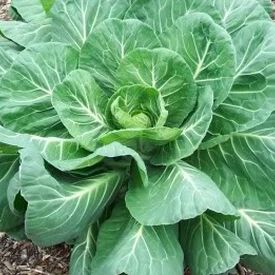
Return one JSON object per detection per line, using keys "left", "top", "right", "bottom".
{"left": 189, "top": 114, "right": 275, "bottom": 272}
{"left": 126, "top": 161, "right": 237, "bottom": 226}
{"left": 11, "top": 0, "right": 46, "bottom": 21}
{"left": 257, "top": 0, "right": 273, "bottom": 15}
{"left": 20, "top": 149, "right": 123, "bottom": 246}
{"left": 126, "top": 0, "right": 220, "bottom": 34}
{"left": 117, "top": 48, "right": 197, "bottom": 127}
{"left": 80, "top": 18, "right": 160, "bottom": 92}
{"left": 181, "top": 214, "right": 256, "bottom": 275}
{"left": 0, "top": 19, "right": 52, "bottom": 48}
{"left": 0, "top": 126, "right": 147, "bottom": 183}
{"left": 94, "top": 142, "right": 148, "bottom": 187}
{"left": 91, "top": 203, "right": 184, "bottom": 275}
{"left": 50, "top": 0, "right": 133, "bottom": 49}
{"left": 106, "top": 85, "right": 168, "bottom": 129}
{"left": 98, "top": 127, "right": 181, "bottom": 148}
{"left": 69, "top": 223, "right": 98, "bottom": 275}
{"left": 0, "top": 148, "right": 23, "bottom": 232}
{"left": 235, "top": 208, "right": 275, "bottom": 272}
{"left": 0, "top": 48, "right": 13, "bottom": 78}
{"left": 196, "top": 113, "right": 275, "bottom": 188}
{"left": 0, "top": 37, "right": 22, "bottom": 59}
{"left": 151, "top": 86, "right": 213, "bottom": 165}
{"left": 189, "top": 172, "right": 275, "bottom": 273}
{"left": 160, "top": 13, "right": 236, "bottom": 106}
{"left": 52, "top": 69, "right": 109, "bottom": 151}
{"left": 214, "top": 0, "right": 270, "bottom": 34}
{"left": 210, "top": 21, "right": 275, "bottom": 134}
{"left": 0, "top": 42, "right": 78, "bottom": 136}
{"left": 0, "top": 125, "right": 103, "bottom": 171}
{"left": 7, "top": 172, "right": 27, "bottom": 216}
{"left": 40, "top": 0, "right": 55, "bottom": 12}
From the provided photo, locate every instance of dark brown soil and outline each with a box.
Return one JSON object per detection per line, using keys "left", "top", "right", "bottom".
{"left": 0, "top": 0, "right": 10, "bottom": 20}
{"left": 0, "top": 234, "right": 70, "bottom": 275}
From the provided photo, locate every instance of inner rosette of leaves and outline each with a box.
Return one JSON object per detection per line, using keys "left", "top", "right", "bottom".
{"left": 0, "top": 0, "right": 275, "bottom": 275}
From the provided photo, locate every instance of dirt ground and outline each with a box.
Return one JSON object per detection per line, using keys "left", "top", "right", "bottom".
{"left": 0, "top": 0, "right": 275, "bottom": 275}
{"left": 0, "top": 234, "right": 70, "bottom": 275}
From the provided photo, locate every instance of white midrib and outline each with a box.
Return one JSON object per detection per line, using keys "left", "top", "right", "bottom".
{"left": 239, "top": 209, "right": 275, "bottom": 242}
{"left": 72, "top": 94, "right": 106, "bottom": 125}
{"left": 193, "top": 40, "right": 211, "bottom": 80}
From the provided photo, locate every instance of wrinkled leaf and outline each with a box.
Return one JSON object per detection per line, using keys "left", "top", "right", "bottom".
{"left": 117, "top": 48, "right": 197, "bottom": 127}
{"left": 211, "top": 22, "right": 275, "bottom": 134}
{"left": 160, "top": 13, "right": 236, "bottom": 106}
{"left": 80, "top": 18, "right": 160, "bottom": 92}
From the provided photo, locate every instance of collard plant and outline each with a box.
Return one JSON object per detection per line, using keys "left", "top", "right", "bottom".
{"left": 0, "top": 0, "right": 275, "bottom": 274}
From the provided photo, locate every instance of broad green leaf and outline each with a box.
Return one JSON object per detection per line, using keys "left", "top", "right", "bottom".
{"left": 126, "top": 0, "right": 220, "bottom": 34}
{"left": 190, "top": 167, "right": 275, "bottom": 272}
{"left": 20, "top": 149, "right": 123, "bottom": 246}
{"left": 0, "top": 149, "right": 23, "bottom": 231}
{"left": 50, "top": 0, "right": 133, "bottom": 49}
{"left": 91, "top": 203, "right": 184, "bottom": 275}
{"left": 189, "top": 114, "right": 275, "bottom": 272}
{"left": 160, "top": 13, "right": 235, "bottom": 106}
{"left": 197, "top": 114, "right": 275, "bottom": 188}
{"left": 210, "top": 22, "right": 275, "bottom": 134}
{"left": 117, "top": 48, "right": 197, "bottom": 127}
{"left": 126, "top": 161, "right": 236, "bottom": 226}
{"left": 151, "top": 86, "right": 213, "bottom": 165}
{"left": 69, "top": 223, "right": 98, "bottom": 275}
{"left": 0, "top": 43, "right": 78, "bottom": 136}
{"left": 213, "top": 0, "right": 270, "bottom": 34}
{"left": 0, "top": 126, "right": 146, "bottom": 182}
{"left": 235, "top": 208, "right": 275, "bottom": 272}
{"left": 98, "top": 127, "right": 181, "bottom": 148}
{"left": 106, "top": 85, "right": 168, "bottom": 129}
{"left": 31, "top": 136, "right": 104, "bottom": 171}
{"left": 0, "top": 125, "right": 103, "bottom": 171}
{"left": 181, "top": 214, "right": 256, "bottom": 275}
{"left": 11, "top": 0, "right": 46, "bottom": 21}
{"left": 52, "top": 69, "right": 109, "bottom": 151}
{"left": 80, "top": 18, "right": 160, "bottom": 92}
{"left": 0, "top": 20, "right": 52, "bottom": 48}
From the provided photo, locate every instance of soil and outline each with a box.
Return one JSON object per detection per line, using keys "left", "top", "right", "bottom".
{"left": 0, "top": 1, "right": 275, "bottom": 275}
{"left": 0, "top": 0, "right": 10, "bottom": 20}
{"left": 0, "top": 233, "right": 70, "bottom": 275}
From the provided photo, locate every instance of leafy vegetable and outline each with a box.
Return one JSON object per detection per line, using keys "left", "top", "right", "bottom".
{"left": 0, "top": 0, "right": 275, "bottom": 274}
